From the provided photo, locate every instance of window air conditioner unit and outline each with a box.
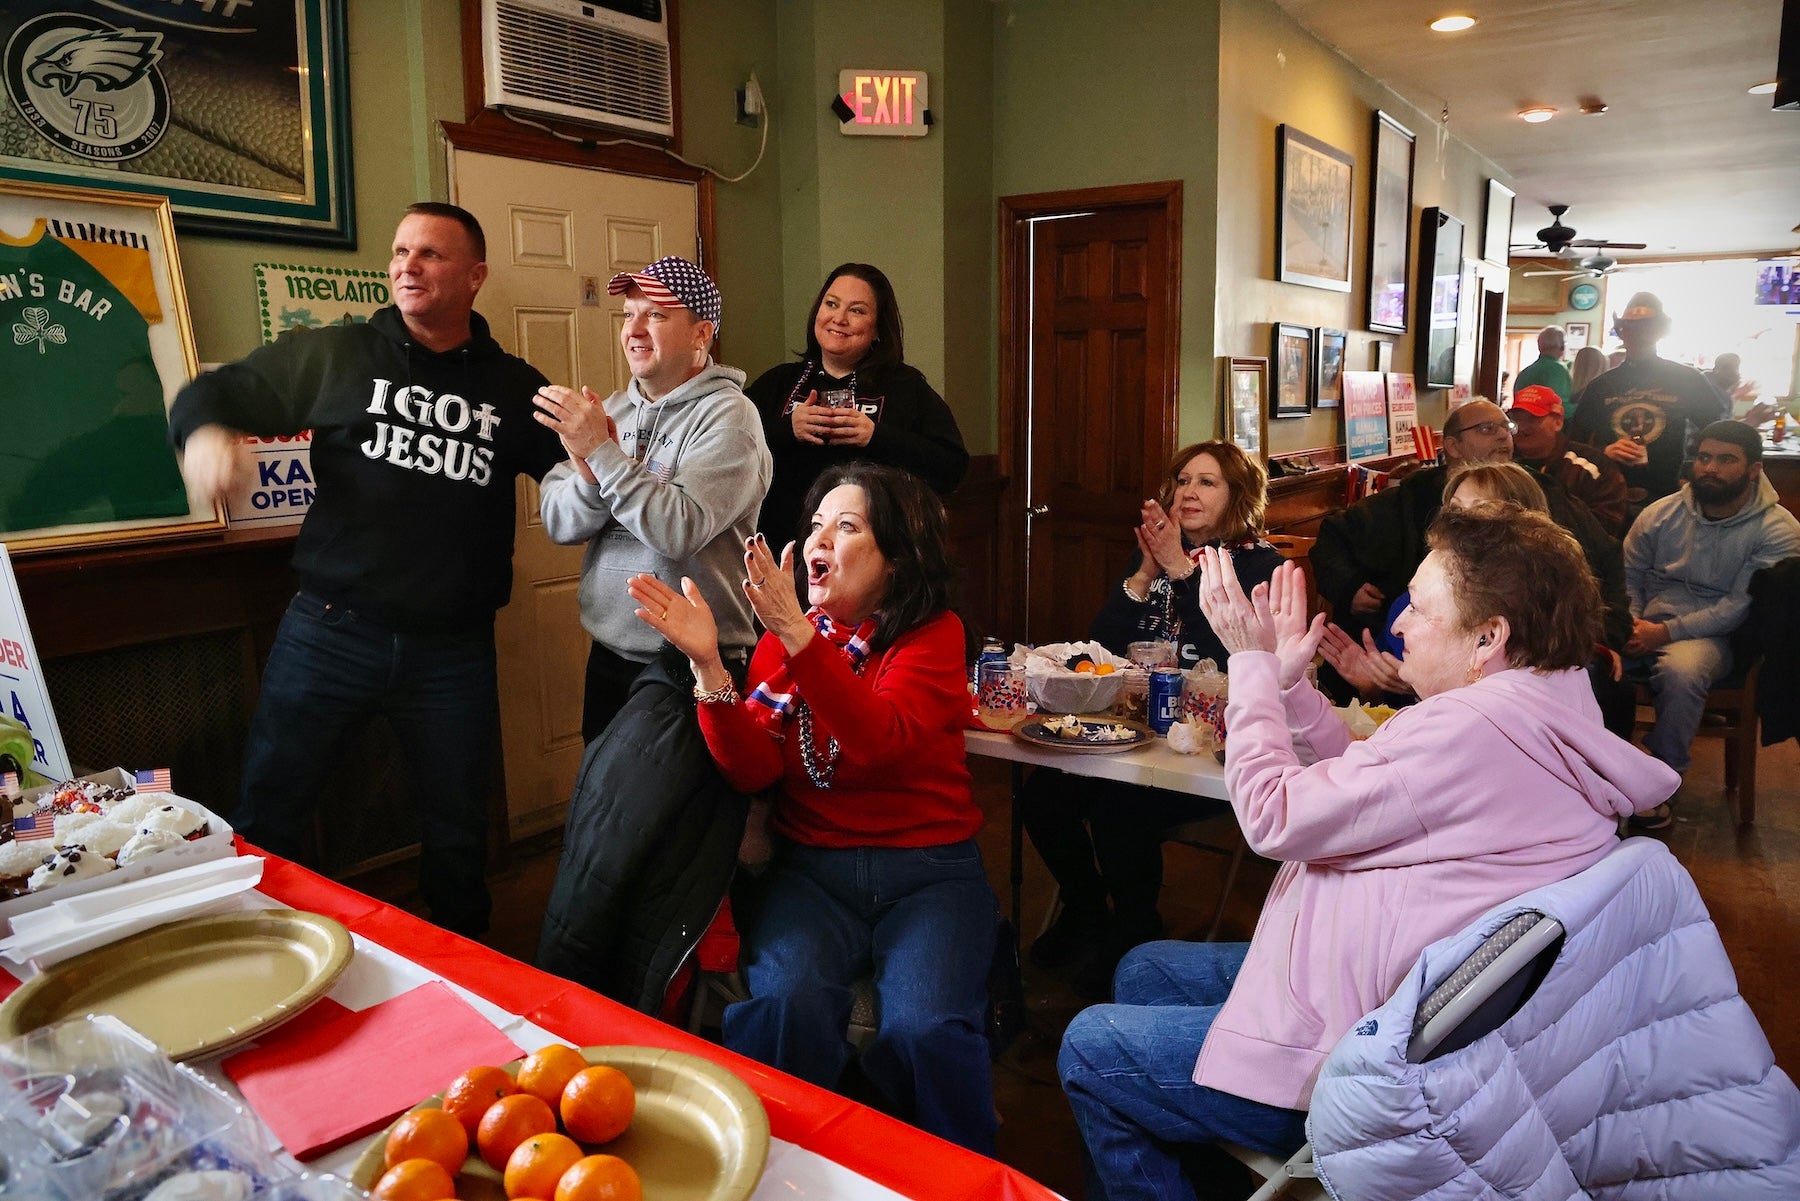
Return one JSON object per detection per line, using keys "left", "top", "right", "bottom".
{"left": 482, "top": 0, "right": 675, "bottom": 139}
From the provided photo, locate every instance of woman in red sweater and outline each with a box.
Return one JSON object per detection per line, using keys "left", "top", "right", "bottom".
{"left": 627, "top": 462, "right": 998, "bottom": 1154}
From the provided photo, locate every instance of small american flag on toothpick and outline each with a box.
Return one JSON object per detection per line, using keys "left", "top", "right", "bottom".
{"left": 11, "top": 812, "right": 52, "bottom": 842}
{"left": 135, "top": 768, "right": 172, "bottom": 792}
{"left": 0, "top": 771, "right": 17, "bottom": 797}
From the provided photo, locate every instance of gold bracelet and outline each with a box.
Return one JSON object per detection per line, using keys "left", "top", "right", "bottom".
{"left": 1123, "top": 579, "right": 1149, "bottom": 603}
{"left": 693, "top": 680, "right": 740, "bottom": 705}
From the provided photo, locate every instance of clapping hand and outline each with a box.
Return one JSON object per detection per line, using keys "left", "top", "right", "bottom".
{"left": 742, "top": 534, "right": 814, "bottom": 654}
{"left": 1196, "top": 551, "right": 1325, "bottom": 687}
{"left": 1319, "top": 623, "right": 1408, "bottom": 698}
{"left": 1138, "top": 500, "right": 1190, "bottom": 579}
{"left": 179, "top": 424, "right": 252, "bottom": 507}
{"left": 629, "top": 573, "right": 721, "bottom": 674}
{"left": 534, "top": 385, "right": 616, "bottom": 467}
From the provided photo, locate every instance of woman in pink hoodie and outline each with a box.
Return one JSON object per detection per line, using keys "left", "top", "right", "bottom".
{"left": 1058, "top": 504, "right": 1679, "bottom": 1201}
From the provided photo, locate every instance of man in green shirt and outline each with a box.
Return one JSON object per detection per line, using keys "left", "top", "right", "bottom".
{"left": 1514, "top": 325, "right": 1572, "bottom": 406}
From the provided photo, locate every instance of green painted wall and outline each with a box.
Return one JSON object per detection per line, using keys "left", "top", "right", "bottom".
{"left": 990, "top": 0, "right": 1225, "bottom": 449}
{"left": 1216, "top": 0, "right": 1512, "bottom": 453}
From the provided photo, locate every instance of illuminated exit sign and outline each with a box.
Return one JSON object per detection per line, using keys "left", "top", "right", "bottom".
{"left": 837, "top": 69, "right": 929, "bottom": 137}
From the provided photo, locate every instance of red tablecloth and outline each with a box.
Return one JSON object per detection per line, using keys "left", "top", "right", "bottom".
{"left": 3, "top": 844, "right": 1059, "bottom": 1201}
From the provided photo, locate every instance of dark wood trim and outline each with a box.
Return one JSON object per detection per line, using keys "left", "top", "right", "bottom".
{"left": 996, "top": 180, "right": 1184, "bottom": 639}
{"left": 458, "top": 0, "right": 683, "bottom": 153}
{"left": 943, "top": 455, "right": 1006, "bottom": 641}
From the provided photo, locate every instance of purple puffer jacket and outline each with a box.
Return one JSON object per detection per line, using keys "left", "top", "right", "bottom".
{"left": 1309, "top": 838, "right": 1800, "bottom": 1199}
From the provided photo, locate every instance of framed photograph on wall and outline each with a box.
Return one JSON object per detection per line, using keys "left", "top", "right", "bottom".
{"left": 1565, "top": 321, "right": 1592, "bottom": 353}
{"left": 1482, "top": 179, "right": 1516, "bottom": 265}
{"left": 1276, "top": 125, "right": 1354, "bottom": 292}
{"left": 0, "top": 178, "right": 223, "bottom": 553}
{"left": 1223, "top": 357, "right": 1269, "bottom": 461}
{"left": 1415, "top": 207, "right": 1465, "bottom": 389}
{"left": 1314, "top": 327, "right": 1347, "bottom": 408}
{"left": 1373, "top": 340, "right": 1394, "bottom": 373}
{"left": 0, "top": 1, "right": 355, "bottom": 246}
{"left": 1272, "top": 323, "right": 1315, "bottom": 417}
{"left": 1366, "top": 111, "right": 1416, "bottom": 333}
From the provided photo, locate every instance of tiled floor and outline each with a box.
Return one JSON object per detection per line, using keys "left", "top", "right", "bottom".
{"left": 360, "top": 734, "right": 1800, "bottom": 1200}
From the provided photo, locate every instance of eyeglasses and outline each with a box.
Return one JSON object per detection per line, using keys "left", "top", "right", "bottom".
{"left": 1449, "top": 419, "right": 1516, "bottom": 438}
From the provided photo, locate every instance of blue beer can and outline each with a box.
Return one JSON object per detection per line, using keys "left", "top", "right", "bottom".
{"left": 1148, "top": 667, "right": 1184, "bottom": 734}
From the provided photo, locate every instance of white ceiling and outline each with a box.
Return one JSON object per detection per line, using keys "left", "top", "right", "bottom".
{"left": 1274, "top": 0, "right": 1800, "bottom": 260}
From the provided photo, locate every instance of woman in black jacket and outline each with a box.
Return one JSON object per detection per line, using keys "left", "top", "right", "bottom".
{"left": 747, "top": 263, "right": 968, "bottom": 545}
{"left": 1025, "top": 441, "right": 1284, "bottom": 997}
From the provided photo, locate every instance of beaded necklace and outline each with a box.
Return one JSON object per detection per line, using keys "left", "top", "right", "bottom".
{"left": 793, "top": 652, "right": 868, "bottom": 789}
{"left": 783, "top": 359, "right": 857, "bottom": 414}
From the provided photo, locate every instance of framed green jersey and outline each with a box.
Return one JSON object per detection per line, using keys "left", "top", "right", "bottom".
{"left": 1, "top": 178, "right": 223, "bottom": 553}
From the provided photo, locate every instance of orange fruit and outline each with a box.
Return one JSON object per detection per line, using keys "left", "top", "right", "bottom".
{"left": 445, "top": 1064, "right": 519, "bottom": 1136}
{"left": 554, "top": 1154, "right": 642, "bottom": 1201}
{"left": 1094, "top": 663, "right": 1116, "bottom": 676}
{"left": 371, "top": 1157, "right": 457, "bottom": 1201}
{"left": 477, "top": 1092, "right": 559, "bottom": 1170}
{"left": 504, "top": 1131, "right": 585, "bottom": 1199}
{"left": 384, "top": 1106, "right": 468, "bottom": 1174}
{"left": 516, "top": 1043, "right": 588, "bottom": 1106}
{"left": 1073, "top": 660, "right": 1096, "bottom": 673}
{"left": 560, "top": 1065, "right": 635, "bottom": 1144}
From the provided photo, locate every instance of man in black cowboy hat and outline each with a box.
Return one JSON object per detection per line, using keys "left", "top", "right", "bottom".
{"left": 1567, "top": 291, "right": 1728, "bottom": 513}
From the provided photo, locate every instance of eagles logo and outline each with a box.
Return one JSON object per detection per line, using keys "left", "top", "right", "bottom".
{"left": 26, "top": 28, "right": 163, "bottom": 97}
{"left": 4, "top": 14, "right": 171, "bottom": 162}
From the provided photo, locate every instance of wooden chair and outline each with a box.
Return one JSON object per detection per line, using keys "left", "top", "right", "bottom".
{"left": 1633, "top": 658, "right": 1762, "bottom": 824}
{"left": 1265, "top": 533, "right": 1321, "bottom": 617}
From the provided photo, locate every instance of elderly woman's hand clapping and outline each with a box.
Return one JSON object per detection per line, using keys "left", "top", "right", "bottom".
{"left": 1196, "top": 550, "right": 1325, "bottom": 688}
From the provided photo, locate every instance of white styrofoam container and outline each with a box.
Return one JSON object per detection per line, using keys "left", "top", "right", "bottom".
{"left": 1, "top": 769, "right": 236, "bottom": 933}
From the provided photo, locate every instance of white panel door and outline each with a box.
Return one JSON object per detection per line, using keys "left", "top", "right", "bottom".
{"left": 451, "top": 149, "right": 699, "bottom": 839}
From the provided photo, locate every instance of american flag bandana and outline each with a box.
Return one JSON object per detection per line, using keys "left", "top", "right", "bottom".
{"left": 744, "top": 609, "right": 877, "bottom": 734}
{"left": 135, "top": 768, "right": 172, "bottom": 791}
{"left": 607, "top": 256, "right": 722, "bottom": 331}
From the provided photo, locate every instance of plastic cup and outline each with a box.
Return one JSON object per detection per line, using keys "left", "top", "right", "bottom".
{"left": 977, "top": 662, "right": 1029, "bottom": 728}
{"left": 820, "top": 388, "right": 856, "bottom": 409}
{"left": 1128, "top": 640, "right": 1177, "bottom": 668}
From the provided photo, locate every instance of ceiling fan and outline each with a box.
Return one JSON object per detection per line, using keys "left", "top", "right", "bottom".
{"left": 1510, "top": 204, "right": 1648, "bottom": 256}
{"left": 1522, "top": 253, "right": 1621, "bottom": 279}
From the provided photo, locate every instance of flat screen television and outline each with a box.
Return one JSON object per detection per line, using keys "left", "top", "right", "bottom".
{"left": 1754, "top": 259, "right": 1798, "bottom": 305}
{"left": 1414, "top": 208, "right": 1463, "bottom": 388}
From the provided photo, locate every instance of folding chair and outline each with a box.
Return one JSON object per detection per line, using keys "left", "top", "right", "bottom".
{"left": 1224, "top": 909, "right": 1565, "bottom": 1200}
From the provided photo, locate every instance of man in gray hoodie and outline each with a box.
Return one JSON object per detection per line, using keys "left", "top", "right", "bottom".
{"left": 534, "top": 256, "right": 772, "bottom": 740}
{"left": 1623, "top": 420, "right": 1800, "bottom": 826}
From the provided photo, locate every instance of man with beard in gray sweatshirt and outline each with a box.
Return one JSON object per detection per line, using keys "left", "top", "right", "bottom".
{"left": 534, "top": 256, "right": 772, "bottom": 740}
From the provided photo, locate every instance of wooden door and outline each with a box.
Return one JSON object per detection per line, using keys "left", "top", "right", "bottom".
{"left": 450, "top": 149, "right": 699, "bottom": 839}
{"left": 1019, "top": 201, "right": 1178, "bottom": 643}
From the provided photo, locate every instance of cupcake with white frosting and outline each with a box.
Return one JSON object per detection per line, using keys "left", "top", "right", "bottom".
{"left": 116, "top": 828, "right": 185, "bottom": 865}
{"left": 135, "top": 803, "right": 208, "bottom": 840}
{"left": 28, "top": 846, "right": 117, "bottom": 892}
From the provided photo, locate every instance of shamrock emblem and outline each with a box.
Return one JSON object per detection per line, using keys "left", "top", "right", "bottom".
{"left": 13, "top": 307, "right": 66, "bottom": 355}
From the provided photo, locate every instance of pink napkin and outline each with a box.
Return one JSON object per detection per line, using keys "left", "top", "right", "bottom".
{"left": 222, "top": 981, "right": 524, "bottom": 1159}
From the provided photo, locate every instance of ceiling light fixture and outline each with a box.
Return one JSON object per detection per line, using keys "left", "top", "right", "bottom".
{"left": 1429, "top": 15, "right": 1477, "bottom": 32}
{"left": 1578, "top": 98, "right": 1609, "bottom": 115}
{"left": 1518, "top": 106, "right": 1557, "bottom": 123}
{"left": 1748, "top": 81, "right": 1778, "bottom": 95}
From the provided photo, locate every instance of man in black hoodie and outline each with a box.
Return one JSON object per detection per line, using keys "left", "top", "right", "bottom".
{"left": 169, "top": 203, "right": 565, "bottom": 935}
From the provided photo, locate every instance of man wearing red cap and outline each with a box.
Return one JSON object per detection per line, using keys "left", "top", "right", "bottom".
{"left": 1567, "top": 291, "right": 1727, "bottom": 510}
{"left": 1508, "top": 384, "right": 1628, "bottom": 537}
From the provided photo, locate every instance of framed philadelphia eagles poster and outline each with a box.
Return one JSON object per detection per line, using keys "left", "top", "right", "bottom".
{"left": 0, "top": 1, "right": 354, "bottom": 247}
{"left": 1, "top": 178, "right": 225, "bottom": 553}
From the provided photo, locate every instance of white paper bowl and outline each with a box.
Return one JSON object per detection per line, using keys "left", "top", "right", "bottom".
{"left": 1029, "top": 669, "right": 1127, "bottom": 715}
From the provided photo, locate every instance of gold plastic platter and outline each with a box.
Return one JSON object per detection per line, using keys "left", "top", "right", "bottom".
{"left": 0, "top": 909, "right": 352, "bottom": 1061}
{"left": 1013, "top": 715, "right": 1157, "bottom": 753}
{"left": 353, "top": 1045, "right": 770, "bottom": 1201}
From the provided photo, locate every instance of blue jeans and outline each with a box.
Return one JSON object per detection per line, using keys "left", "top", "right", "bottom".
{"left": 238, "top": 592, "right": 499, "bottom": 935}
{"left": 724, "top": 839, "right": 1000, "bottom": 1155}
{"left": 1631, "top": 636, "right": 1732, "bottom": 775}
{"left": 1060, "top": 941, "right": 1308, "bottom": 1201}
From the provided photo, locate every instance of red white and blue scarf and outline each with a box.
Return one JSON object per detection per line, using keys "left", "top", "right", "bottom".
{"left": 744, "top": 608, "right": 877, "bottom": 734}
